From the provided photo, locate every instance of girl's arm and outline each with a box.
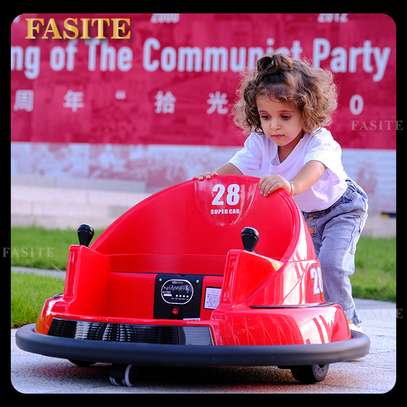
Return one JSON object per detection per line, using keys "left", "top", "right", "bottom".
{"left": 215, "top": 163, "right": 243, "bottom": 175}
{"left": 196, "top": 162, "right": 243, "bottom": 180}
{"left": 259, "top": 160, "right": 326, "bottom": 196}
{"left": 290, "top": 160, "right": 326, "bottom": 195}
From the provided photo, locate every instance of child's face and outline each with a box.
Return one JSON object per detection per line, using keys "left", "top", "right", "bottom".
{"left": 256, "top": 95, "right": 304, "bottom": 148}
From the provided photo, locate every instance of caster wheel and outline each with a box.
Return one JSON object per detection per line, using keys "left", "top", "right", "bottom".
{"left": 290, "top": 364, "right": 329, "bottom": 383}
{"left": 68, "top": 359, "right": 96, "bottom": 367}
{"left": 109, "top": 376, "right": 122, "bottom": 386}
{"left": 108, "top": 364, "right": 138, "bottom": 387}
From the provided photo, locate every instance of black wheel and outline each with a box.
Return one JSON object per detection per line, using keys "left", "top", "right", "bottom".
{"left": 68, "top": 359, "right": 96, "bottom": 367}
{"left": 290, "top": 364, "right": 329, "bottom": 383}
{"left": 108, "top": 364, "right": 138, "bottom": 387}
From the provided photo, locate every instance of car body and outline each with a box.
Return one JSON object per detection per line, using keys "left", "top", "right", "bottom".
{"left": 16, "top": 175, "right": 370, "bottom": 384}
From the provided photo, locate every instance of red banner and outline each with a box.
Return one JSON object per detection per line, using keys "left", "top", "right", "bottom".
{"left": 11, "top": 13, "right": 396, "bottom": 149}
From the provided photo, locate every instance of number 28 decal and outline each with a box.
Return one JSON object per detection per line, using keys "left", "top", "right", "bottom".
{"left": 211, "top": 183, "right": 241, "bottom": 206}
{"left": 310, "top": 266, "right": 324, "bottom": 295}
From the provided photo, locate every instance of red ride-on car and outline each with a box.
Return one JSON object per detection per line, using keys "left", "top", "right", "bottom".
{"left": 16, "top": 175, "right": 370, "bottom": 386}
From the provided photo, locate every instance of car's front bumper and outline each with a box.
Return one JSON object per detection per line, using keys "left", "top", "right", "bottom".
{"left": 16, "top": 323, "right": 370, "bottom": 367}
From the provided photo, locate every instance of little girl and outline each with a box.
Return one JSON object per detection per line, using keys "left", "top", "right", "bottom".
{"left": 198, "top": 54, "right": 368, "bottom": 332}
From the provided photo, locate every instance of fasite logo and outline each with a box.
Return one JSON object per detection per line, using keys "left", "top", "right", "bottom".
{"left": 25, "top": 17, "right": 132, "bottom": 40}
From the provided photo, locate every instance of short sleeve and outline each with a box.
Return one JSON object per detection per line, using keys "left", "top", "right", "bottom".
{"left": 304, "top": 130, "right": 345, "bottom": 178}
{"left": 229, "top": 133, "right": 264, "bottom": 175}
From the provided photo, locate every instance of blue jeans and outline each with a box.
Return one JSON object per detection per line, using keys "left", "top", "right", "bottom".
{"left": 302, "top": 179, "right": 368, "bottom": 325}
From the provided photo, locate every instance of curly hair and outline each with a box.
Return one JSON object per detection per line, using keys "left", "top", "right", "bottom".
{"left": 233, "top": 54, "right": 338, "bottom": 134}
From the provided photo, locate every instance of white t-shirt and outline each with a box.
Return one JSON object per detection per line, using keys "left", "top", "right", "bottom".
{"left": 229, "top": 127, "right": 348, "bottom": 212}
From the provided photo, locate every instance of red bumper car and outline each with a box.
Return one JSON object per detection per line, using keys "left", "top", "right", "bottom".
{"left": 16, "top": 175, "right": 370, "bottom": 385}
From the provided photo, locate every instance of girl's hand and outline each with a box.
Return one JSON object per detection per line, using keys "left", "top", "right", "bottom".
{"left": 259, "top": 175, "right": 291, "bottom": 196}
{"left": 194, "top": 171, "right": 218, "bottom": 180}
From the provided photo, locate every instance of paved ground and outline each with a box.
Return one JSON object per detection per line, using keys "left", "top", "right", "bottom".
{"left": 10, "top": 298, "right": 396, "bottom": 394}
{"left": 11, "top": 266, "right": 67, "bottom": 279}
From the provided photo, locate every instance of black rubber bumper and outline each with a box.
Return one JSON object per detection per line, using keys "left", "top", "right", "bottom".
{"left": 16, "top": 323, "right": 370, "bottom": 367}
